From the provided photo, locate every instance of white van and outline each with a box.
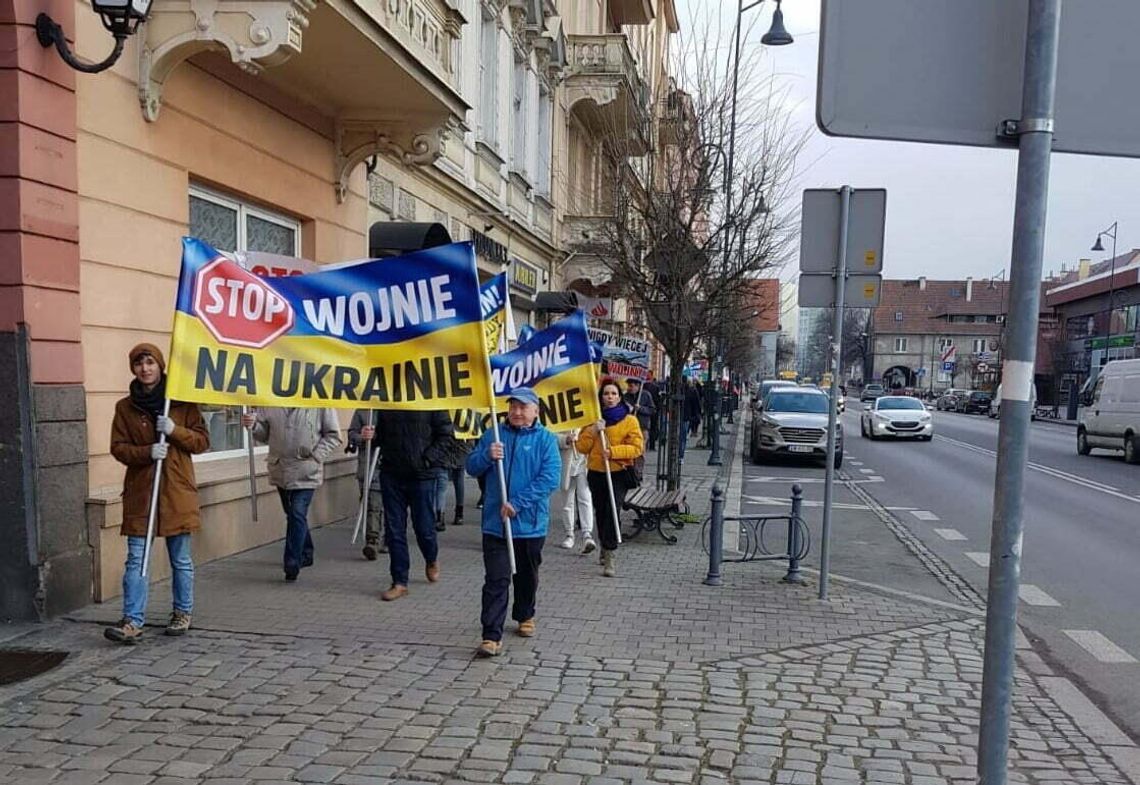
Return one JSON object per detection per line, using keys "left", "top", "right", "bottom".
{"left": 1077, "top": 359, "right": 1140, "bottom": 463}
{"left": 989, "top": 382, "right": 1037, "bottom": 421}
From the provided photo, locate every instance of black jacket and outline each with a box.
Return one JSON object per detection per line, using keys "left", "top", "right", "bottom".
{"left": 683, "top": 385, "right": 703, "bottom": 422}
{"left": 375, "top": 410, "right": 454, "bottom": 479}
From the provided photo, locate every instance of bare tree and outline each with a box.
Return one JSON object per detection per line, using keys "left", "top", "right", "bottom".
{"left": 776, "top": 333, "right": 796, "bottom": 371}
{"left": 560, "top": 7, "right": 809, "bottom": 488}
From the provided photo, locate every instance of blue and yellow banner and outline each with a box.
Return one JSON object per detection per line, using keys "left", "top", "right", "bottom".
{"left": 166, "top": 237, "right": 492, "bottom": 410}
{"left": 452, "top": 310, "right": 603, "bottom": 438}
{"left": 480, "top": 272, "right": 516, "bottom": 355}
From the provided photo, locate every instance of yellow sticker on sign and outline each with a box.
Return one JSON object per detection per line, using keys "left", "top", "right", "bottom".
{"left": 864, "top": 250, "right": 876, "bottom": 266}
{"left": 863, "top": 284, "right": 876, "bottom": 299}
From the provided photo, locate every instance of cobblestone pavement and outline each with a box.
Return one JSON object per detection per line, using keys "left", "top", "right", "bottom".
{"left": 1, "top": 428, "right": 1136, "bottom": 784}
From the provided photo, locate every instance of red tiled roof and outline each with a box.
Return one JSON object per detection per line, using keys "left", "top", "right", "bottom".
{"left": 872, "top": 279, "right": 1009, "bottom": 336}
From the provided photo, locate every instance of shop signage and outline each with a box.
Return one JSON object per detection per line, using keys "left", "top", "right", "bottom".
{"left": 511, "top": 258, "right": 539, "bottom": 295}
{"left": 1085, "top": 335, "right": 1135, "bottom": 350}
{"left": 577, "top": 295, "right": 614, "bottom": 320}
{"left": 472, "top": 230, "right": 509, "bottom": 267}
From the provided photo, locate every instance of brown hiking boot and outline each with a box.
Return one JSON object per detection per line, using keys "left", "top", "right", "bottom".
{"left": 104, "top": 618, "right": 143, "bottom": 645}
{"left": 476, "top": 640, "right": 502, "bottom": 658}
{"left": 517, "top": 619, "right": 536, "bottom": 638}
{"left": 425, "top": 561, "right": 440, "bottom": 583}
{"left": 165, "top": 611, "right": 192, "bottom": 637}
{"left": 381, "top": 584, "right": 408, "bottom": 602}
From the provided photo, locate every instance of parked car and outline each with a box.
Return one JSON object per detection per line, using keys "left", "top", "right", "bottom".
{"left": 753, "top": 379, "right": 799, "bottom": 411}
{"left": 989, "top": 382, "right": 1037, "bottom": 420}
{"left": 1077, "top": 359, "right": 1140, "bottom": 463}
{"left": 861, "top": 395, "right": 934, "bottom": 441}
{"left": 860, "top": 383, "right": 885, "bottom": 403}
{"left": 956, "top": 390, "right": 992, "bottom": 414}
{"left": 935, "top": 388, "right": 969, "bottom": 410}
{"left": 750, "top": 387, "right": 843, "bottom": 468}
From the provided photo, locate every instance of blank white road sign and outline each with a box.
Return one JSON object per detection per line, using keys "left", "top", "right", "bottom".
{"left": 800, "top": 188, "right": 886, "bottom": 274}
{"left": 798, "top": 274, "right": 882, "bottom": 309}
{"left": 818, "top": 0, "right": 1140, "bottom": 158}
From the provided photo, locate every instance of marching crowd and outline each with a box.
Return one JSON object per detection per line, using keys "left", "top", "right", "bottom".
{"left": 106, "top": 342, "right": 711, "bottom": 656}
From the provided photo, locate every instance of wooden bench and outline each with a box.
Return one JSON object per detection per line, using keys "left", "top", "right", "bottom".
{"left": 622, "top": 488, "right": 688, "bottom": 543}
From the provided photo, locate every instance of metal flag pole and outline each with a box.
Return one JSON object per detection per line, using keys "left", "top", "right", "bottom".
{"left": 488, "top": 403, "right": 517, "bottom": 575}
{"left": 598, "top": 429, "right": 623, "bottom": 545}
{"left": 819, "top": 184, "right": 851, "bottom": 601}
{"left": 141, "top": 399, "right": 173, "bottom": 577}
{"left": 979, "top": 3, "right": 1059, "bottom": 783}
{"left": 243, "top": 405, "right": 258, "bottom": 521}
{"left": 351, "top": 411, "right": 377, "bottom": 544}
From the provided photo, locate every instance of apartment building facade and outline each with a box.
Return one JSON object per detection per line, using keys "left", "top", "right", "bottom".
{"left": 0, "top": 0, "right": 678, "bottom": 617}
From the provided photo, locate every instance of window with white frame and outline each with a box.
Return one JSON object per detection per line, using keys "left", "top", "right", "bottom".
{"left": 188, "top": 186, "right": 300, "bottom": 458}
{"left": 973, "top": 338, "right": 987, "bottom": 353}
{"left": 894, "top": 337, "right": 909, "bottom": 352}
{"left": 510, "top": 56, "right": 528, "bottom": 177}
{"left": 478, "top": 7, "right": 500, "bottom": 149}
{"left": 938, "top": 337, "right": 954, "bottom": 351}
{"left": 535, "top": 86, "right": 553, "bottom": 196}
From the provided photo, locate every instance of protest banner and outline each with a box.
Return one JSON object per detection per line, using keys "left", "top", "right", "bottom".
{"left": 166, "top": 237, "right": 492, "bottom": 410}
{"left": 480, "top": 272, "right": 517, "bottom": 354}
{"left": 451, "top": 310, "right": 602, "bottom": 439}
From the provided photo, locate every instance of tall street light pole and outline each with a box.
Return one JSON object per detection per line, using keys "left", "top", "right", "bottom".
{"left": 708, "top": 0, "right": 792, "bottom": 467}
{"left": 1091, "top": 221, "right": 1118, "bottom": 378}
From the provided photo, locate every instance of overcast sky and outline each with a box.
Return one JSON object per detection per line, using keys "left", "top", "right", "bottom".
{"left": 674, "top": 0, "right": 1140, "bottom": 286}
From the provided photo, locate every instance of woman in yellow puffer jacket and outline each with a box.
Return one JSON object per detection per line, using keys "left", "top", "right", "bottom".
{"left": 576, "top": 378, "right": 644, "bottom": 577}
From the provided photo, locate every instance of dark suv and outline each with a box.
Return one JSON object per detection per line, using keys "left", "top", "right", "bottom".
{"left": 957, "top": 390, "right": 992, "bottom": 414}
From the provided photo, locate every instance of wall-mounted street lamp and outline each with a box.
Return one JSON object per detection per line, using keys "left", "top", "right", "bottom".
{"left": 36, "top": 0, "right": 153, "bottom": 74}
{"left": 1091, "top": 220, "right": 1119, "bottom": 374}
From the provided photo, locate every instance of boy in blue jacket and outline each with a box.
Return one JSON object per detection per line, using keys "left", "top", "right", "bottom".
{"left": 466, "top": 387, "right": 561, "bottom": 657}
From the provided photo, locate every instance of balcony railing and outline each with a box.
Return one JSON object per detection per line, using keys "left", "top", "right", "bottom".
{"left": 565, "top": 34, "right": 651, "bottom": 155}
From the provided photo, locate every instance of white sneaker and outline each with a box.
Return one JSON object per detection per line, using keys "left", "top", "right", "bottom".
{"left": 560, "top": 536, "right": 575, "bottom": 550}
{"left": 581, "top": 537, "right": 596, "bottom": 555}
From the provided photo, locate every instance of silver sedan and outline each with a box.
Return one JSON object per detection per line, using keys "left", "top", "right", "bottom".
{"left": 860, "top": 395, "right": 934, "bottom": 441}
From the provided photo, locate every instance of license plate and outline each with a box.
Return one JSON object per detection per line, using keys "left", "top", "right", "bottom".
{"left": 788, "top": 445, "right": 814, "bottom": 453}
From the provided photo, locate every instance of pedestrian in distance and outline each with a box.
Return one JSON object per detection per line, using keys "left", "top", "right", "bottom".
{"left": 346, "top": 409, "right": 385, "bottom": 560}
{"left": 466, "top": 388, "right": 561, "bottom": 657}
{"left": 577, "top": 378, "right": 644, "bottom": 578}
{"left": 373, "top": 409, "right": 454, "bottom": 601}
{"left": 106, "top": 343, "right": 209, "bottom": 644}
{"left": 555, "top": 427, "right": 595, "bottom": 554}
{"left": 242, "top": 407, "right": 341, "bottom": 581}
{"left": 681, "top": 374, "right": 703, "bottom": 462}
{"left": 433, "top": 431, "right": 473, "bottom": 532}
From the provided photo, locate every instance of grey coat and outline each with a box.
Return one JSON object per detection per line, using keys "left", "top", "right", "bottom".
{"left": 346, "top": 409, "right": 382, "bottom": 491}
{"left": 251, "top": 407, "right": 342, "bottom": 490}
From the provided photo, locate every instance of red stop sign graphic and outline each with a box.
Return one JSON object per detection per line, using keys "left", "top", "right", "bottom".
{"left": 192, "top": 257, "right": 295, "bottom": 348}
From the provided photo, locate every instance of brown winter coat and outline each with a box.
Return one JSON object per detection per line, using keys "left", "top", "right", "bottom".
{"left": 110, "top": 398, "right": 209, "bottom": 537}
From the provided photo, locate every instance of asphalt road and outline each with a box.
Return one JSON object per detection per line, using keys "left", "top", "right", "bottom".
{"left": 838, "top": 403, "right": 1140, "bottom": 741}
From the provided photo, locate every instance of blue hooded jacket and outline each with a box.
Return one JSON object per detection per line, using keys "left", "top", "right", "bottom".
{"left": 466, "top": 421, "right": 561, "bottom": 539}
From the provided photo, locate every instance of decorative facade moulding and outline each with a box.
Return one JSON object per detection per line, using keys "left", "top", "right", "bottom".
{"left": 138, "top": 0, "right": 316, "bottom": 121}
{"left": 335, "top": 119, "right": 460, "bottom": 203}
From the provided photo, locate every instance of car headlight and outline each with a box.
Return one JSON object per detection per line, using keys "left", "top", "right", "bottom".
{"left": 919, "top": 413, "right": 932, "bottom": 422}
{"left": 874, "top": 412, "right": 891, "bottom": 421}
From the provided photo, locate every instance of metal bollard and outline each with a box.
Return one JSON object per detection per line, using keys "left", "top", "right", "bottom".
{"left": 704, "top": 480, "right": 726, "bottom": 586}
{"left": 782, "top": 484, "right": 806, "bottom": 584}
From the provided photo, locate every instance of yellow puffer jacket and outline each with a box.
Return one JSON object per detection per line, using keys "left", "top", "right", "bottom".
{"left": 575, "top": 414, "right": 644, "bottom": 473}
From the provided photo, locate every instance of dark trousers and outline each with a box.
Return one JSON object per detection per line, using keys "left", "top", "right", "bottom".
{"left": 381, "top": 473, "right": 439, "bottom": 586}
{"left": 277, "top": 488, "right": 315, "bottom": 576}
{"left": 588, "top": 469, "right": 632, "bottom": 551}
{"left": 481, "top": 534, "right": 543, "bottom": 642}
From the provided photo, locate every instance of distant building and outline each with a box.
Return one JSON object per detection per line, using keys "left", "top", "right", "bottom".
{"left": 869, "top": 277, "right": 1008, "bottom": 393}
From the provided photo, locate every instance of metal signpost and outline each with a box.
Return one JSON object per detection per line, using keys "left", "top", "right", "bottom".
{"left": 799, "top": 186, "right": 886, "bottom": 602}
{"left": 817, "top": 1, "right": 1140, "bottom": 781}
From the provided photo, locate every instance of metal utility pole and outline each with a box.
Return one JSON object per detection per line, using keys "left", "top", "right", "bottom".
{"left": 978, "top": 3, "right": 1060, "bottom": 783}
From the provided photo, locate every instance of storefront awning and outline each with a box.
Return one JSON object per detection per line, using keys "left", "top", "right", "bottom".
{"left": 535, "top": 291, "right": 580, "bottom": 313}
{"left": 369, "top": 222, "right": 451, "bottom": 258}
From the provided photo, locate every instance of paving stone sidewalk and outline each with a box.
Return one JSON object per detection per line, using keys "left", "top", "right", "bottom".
{"left": 0, "top": 425, "right": 1135, "bottom": 784}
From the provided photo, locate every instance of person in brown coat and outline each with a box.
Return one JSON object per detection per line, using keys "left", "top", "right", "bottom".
{"left": 105, "top": 343, "right": 209, "bottom": 645}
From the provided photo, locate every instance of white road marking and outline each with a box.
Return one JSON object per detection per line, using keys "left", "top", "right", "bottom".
{"left": 868, "top": 476, "right": 883, "bottom": 482}
{"left": 910, "top": 510, "right": 940, "bottom": 521}
{"left": 934, "top": 528, "right": 967, "bottom": 541}
{"left": 859, "top": 468, "right": 875, "bottom": 474}
{"left": 747, "top": 475, "right": 883, "bottom": 485}
{"left": 849, "top": 460, "right": 864, "bottom": 466}
{"left": 741, "top": 495, "right": 917, "bottom": 512}
{"left": 934, "top": 434, "right": 1140, "bottom": 505}
{"left": 964, "top": 552, "right": 989, "bottom": 567}
{"left": 1019, "top": 584, "right": 1061, "bottom": 607}
{"left": 1015, "top": 627, "right": 1032, "bottom": 649}
{"left": 1063, "top": 630, "right": 1138, "bottom": 664}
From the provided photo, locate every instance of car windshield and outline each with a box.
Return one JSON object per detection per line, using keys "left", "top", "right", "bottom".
{"left": 767, "top": 392, "right": 829, "bottom": 413}
{"left": 971, "top": 392, "right": 991, "bottom": 400}
{"left": 866, "top": 385, "right": 884, "bottom": 391}
{"left": 761, "top": 382, "right": 795, "bottom": 398}
{"left": 877, "top": 397, "right": 924, "bottom": 411}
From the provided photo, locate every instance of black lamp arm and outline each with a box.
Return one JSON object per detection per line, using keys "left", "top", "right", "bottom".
{"left": 36, "top": 13, "right": 127, "bottom": 74}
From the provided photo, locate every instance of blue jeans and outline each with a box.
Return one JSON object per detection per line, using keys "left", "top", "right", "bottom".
{"left": 277, "top": 488, "right": 315, "bottom": 576}
{"left": 434, "top": 467, "right": 465, "bottom": 514}
{"left": 678, "top": 423, "right": 690, "bottom": 460}
{"left": 122, "top": 534, "right": 193, "bottom": 627}
{"left": 381, "top": 473, "right": 438, "bottom": 586}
